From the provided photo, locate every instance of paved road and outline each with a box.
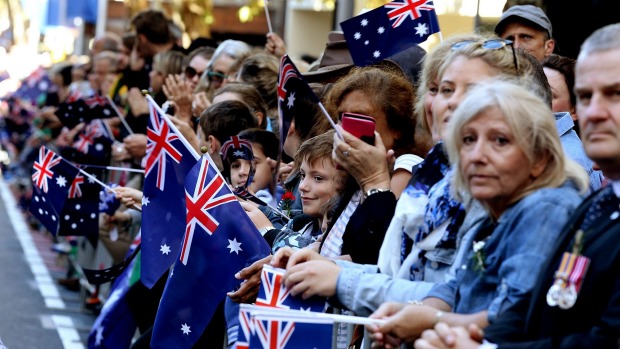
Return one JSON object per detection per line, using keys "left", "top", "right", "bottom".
{"left": 0, "top": 177, "right": 96, "bottom": 349}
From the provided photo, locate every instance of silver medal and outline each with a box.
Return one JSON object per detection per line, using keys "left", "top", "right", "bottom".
{"left": 546, "top": 283, "right": 562, "bottom": 307}
{"left": 558, "top": 284, "right": 578, "bottom": 309}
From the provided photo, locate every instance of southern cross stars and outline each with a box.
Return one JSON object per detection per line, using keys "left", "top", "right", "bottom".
{"left": 373, "top": 50, "right": 381, "bottom": 58}
{"left": 377, "top": 26, "right": 385, "bottom": 34}
{"left": 56, "top": 176, "right": 67, "bottom": 187}
{"left": 287, "top": 92, "right": 296, "bottom": 108}
{"left": 160, "top": 244, "right": 171, "bottom": 255}
{"left": 415, "top": 22, "right": 429, "bottom": 37}
{"left": 142, "top": 196, "right": 150, "bottom": 206}
{"left": 181, "top": 323, "right": 191, "bottom": 335}
{"left": 227, "top": 238, "right": 242, "bottom": 254}
{"left": 361, "top": 18, "right": 368, "bottom": 27}
{"left": 354, "top": 32, "right": 361, "bottom": 40}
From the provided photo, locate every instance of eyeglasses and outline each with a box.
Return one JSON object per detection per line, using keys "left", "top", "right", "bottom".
{"left": 451, "top": 39, "right": 519, "bottom": 75}
{"left": 206, "top": 71, "right": 228, "bottom": 83}
{"left": 184, "top": 66, "right": 204, "bottom": 79}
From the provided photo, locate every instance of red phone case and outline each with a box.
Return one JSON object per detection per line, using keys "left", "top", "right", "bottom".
{"left": 341, "top": 112, "right": 376, "bottom": 144}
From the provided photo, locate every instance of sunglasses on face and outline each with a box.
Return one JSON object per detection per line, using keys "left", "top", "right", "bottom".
{"left": 451, "top": 39, "right": 519, "bottom": 75}
{"left": 207, "top": 71, "right": 228, "bottom": 83}
{"left": 184, "top": 66, "right": 204, "bottom": 79}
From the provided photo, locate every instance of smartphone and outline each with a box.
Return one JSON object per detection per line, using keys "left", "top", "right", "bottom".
{"left": 341, "top": 112, "right": 376, "bottom": 145}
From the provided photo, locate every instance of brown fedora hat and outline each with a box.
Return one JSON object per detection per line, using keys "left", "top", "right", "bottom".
{"left": 303, "top": 31, "right": 355, "bottom": 83}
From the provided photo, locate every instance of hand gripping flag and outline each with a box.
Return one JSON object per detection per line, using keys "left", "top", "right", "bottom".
{"left": 141, "top": 103, "right": 199, "bottom": 288}
{"left": 341, "top": 0, "right": 440, "bottom": 66}
{"left": 277, "top": 55, "right": 321, "bottom": 148}
{"left": 256, "top": 265, "right": 326, "bottom": 311}
{"left": 151, "top": 154, "right": 270, "bottom": 349}
{"left": 29, "top": 146, "right": 80, "bottom": 235}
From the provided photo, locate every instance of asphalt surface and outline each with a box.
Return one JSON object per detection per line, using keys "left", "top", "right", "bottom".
{"left": 0, "top": 177, "right": 96, "bottom": 349}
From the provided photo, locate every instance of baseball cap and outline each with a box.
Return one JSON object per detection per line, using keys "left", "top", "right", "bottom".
{"left": 495, "top": 5, "right": 553, "bottom": 38}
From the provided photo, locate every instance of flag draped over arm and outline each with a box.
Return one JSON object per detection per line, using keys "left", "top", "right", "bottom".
{"left": 341, "top": 0, "right": 440, "bottom": 66}
{"left": 141, "top": 103, "right": 199, "bottom": 288}
{"left": 150, "top": 154, "right": 271, "bottom": 349}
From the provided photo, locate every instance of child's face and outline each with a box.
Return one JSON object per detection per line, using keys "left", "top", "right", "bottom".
{"left": 298, "top": 157, "right": 340, "bottom": 217}
{"left": 230, "top": 145, "right": 273, "bottom": 193}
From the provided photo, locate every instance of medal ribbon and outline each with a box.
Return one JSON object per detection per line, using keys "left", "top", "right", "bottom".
{"left": 568, "top": 255, "right": 590, "bottom": 293}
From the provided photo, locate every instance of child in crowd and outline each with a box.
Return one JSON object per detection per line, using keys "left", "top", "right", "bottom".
{"left": 234, "top": 128, "right": 279, "bottom": 206}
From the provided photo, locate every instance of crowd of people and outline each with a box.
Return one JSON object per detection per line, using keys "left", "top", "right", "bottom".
{"left": 1, "top": 3, "right": 619, "bottom": 348}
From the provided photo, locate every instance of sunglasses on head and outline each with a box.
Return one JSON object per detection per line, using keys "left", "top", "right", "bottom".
{"left": 184, "top": 66, "right": 204, "bottom": 79}
{"left": 451, "top": 39, "right": 519, "bottom": 75}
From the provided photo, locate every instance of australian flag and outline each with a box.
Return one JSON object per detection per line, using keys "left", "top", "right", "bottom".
{"left": 29, "top": 146, "right": 80, "bottom": 235}
{"left": 55, "top": 94, "right": 115, "bottom": 129}
{"left": 13, "top": 67, "right": 51, "bottom": 104}
{"left": 56, "top": 173, "right": 100, "bottom": 241}
{"left": 341, "top": 0, "right": 440, "bottom": 66}
{"left": 61, "top": 119, "right": 113, "bottom": 167}
{"left": 141, "top": 103, "right": 199, "bottom": 288}
{"left": 248, "top": 311, "right": 333, "bottom": 349}
{"left": 277, "top": 55, "right": 321, "bottom": 147}
{"left": 87, "top": 234, "right": 140, "bottom": 349}
{"left": 150, "top": 154, "right": 270, "bottom": 349}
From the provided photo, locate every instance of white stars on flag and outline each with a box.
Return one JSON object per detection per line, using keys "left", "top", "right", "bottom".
{"left": 364, "top": 40, "right": 369, "bottom": 45}
{"left": 361, "top": 19, "right": 368, "bottom": 27}
{"left": 354, "top": 32, "right": 361, "bottom": 40}
{"left": 142, "top": 196, "right": 150, "bottom": 206}
{"left": 287, "top": 92, "right": 296, "bottom": 108}
{"left": 160, "top": 244, "right": 171, "bottom": 255}
{"left": 377, "top": 26, "right": 385, "bottom": 34}
{"left": 415, "top": 22, "right": 429, "bottom": 36}
{"left": 56, "top": 176, "right": 67, "bottom": 187}
{"left": 181, "top": 323, "right": 191, "bottom": 335}
{"left": 227, "top": 238, "right": 242, "bottom": 254}
{"left": 373, "top": 50, "right": 381, "bottom": 58}
{"left": 233, "top": 150, "right": 244, "bottom": 157}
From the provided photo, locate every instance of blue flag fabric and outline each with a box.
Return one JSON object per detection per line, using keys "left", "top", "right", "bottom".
{"left": 277, "top": 55, "right": 321, "bottom": 147}
{"left": 150, "top": 154, "right": 270, "bottom": 349}
{"left": 57, "top": 172, "right": 100, "bottom": 239}
{"left": 87, "top": 234, "right": 140, "bottom": 349}
{"left": 341, "top": 0, "right": 440, "bottom": 66}
{"left": 55, "top": 94, "right": 115, "bottom": 129}
{"left": 141, "top": 104, "right": 199, "bottom": 288}
{"left": 13, "top": 67, "right": 51, "bottom": 104}
{"left": 99, "top": 183, "right": 121, "bottom": 216}
{"left": 29, "top": 146, "right": 80, "bottom": 235}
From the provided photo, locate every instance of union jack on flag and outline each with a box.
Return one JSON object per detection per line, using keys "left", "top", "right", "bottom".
{"left": 247, "top": 310, "right": 334, "bottom": 349}
{"left": 179, "top": 157, "right": 237, "bottom": 265}
{"left": 32, "top": 147, "right": 62, "bottom": 193}
{"left": 68, "top": 174, "right": 85, "bottom": 199}
{"left": 386, "top": 0, "right": 435, "bottom": 28}
{"left": 253, "top": 318, "right": 295, "bottom": 349}
{"left": 84, "top": 94, "right": 108, "bottom": 108}
{"left": 73, "top": 127, "right": 98, "bottom": 154}
{"left": 256, "top": 265, "right": 326, "bottom": 312}
{"left": 146, "top": 104, "right": 183, "bottom": 191}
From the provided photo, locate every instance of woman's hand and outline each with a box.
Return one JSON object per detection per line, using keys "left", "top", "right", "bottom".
{"left": 271, "top": 246, "right": 327, "bottom": 269}
{"left": 227, "top": 255, "right": 273, "bottom": 304}
{"left": 332, "top": 126, "right": 391, "bottom": 192}
{"left": 127, "top": 88, "right": 148, "bottom": 116}
{"left": 367, "top": 302, "right": 437, "bottom": 347}
{"left": 265, "top": 32, "right": 287, "bottom": 57}
{"left": 192, "top": 91, "right": 211, "bottom": 116}
{"left": 163, "top": 74, "right": 193, "bottom": 122}
{"left": 415, "top": 323, "right": 483, "bottom": 349}
{"left": 113, "top": 186, "right": 143, "bottom": 209}
{"left": 240, "top": 201, "right": 273, "bottom": 229}
{"left": 282, "top": 259, "right": 340, "bottom": 299}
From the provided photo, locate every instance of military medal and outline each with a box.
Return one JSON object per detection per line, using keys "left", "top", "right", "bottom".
{"left": 546, "top": 230, "right": 590, "bottom": 310}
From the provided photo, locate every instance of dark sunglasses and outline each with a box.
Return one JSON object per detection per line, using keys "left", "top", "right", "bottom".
{"left": 184, "top": 66, "right": 204, "bottom": 79}
{"left": 206, "top": 71, "right": 228, "bottom": 83}
{"left": 451, "top": 39, "right": 519, "bottom": 75}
